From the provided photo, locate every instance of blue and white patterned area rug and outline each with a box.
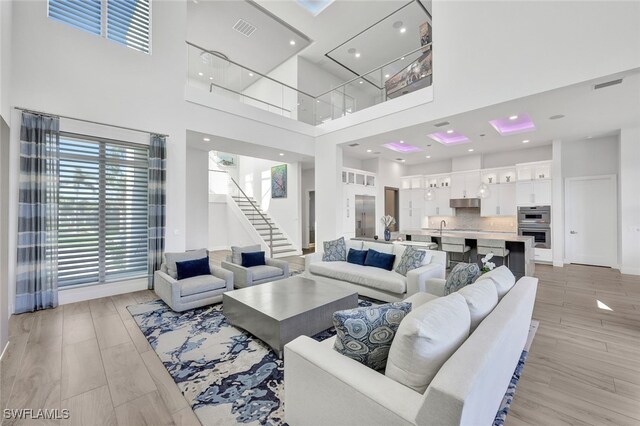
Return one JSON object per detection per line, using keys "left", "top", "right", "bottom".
{"left": 128, "top": 300, "right": 537, "bottom": 426}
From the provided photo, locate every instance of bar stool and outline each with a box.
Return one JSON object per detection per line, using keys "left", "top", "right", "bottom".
{"left": 441, "top": 236, "right": 471, "bottom": 269}
{"left": 477, "top": 239, "right": 510, "bottom": 268}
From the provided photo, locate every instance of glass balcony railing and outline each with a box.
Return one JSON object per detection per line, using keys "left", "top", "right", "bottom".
{"left": 187, "top": 41, "right": 432, "bottom": 126}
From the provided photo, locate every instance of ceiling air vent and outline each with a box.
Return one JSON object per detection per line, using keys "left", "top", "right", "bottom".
{"left": 434, "top": 121, "right": 450, "bottom": 127}
{"left": 593, "top": 79, "right": 623, "bottom": 90}
{"left": 233, "top": 19, "right": 257, "bottom": 37}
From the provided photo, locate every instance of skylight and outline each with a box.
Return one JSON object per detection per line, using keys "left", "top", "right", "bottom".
{"left": 296, "top": 0, "right": 335, "bottom": 16}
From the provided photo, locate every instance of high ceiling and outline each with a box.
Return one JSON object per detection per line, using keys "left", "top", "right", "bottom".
{"left": 340, "top": 69, "right": 640, "bottom": 165}
{"left": 187, "top": 0, "right": 431, "bottom": 93}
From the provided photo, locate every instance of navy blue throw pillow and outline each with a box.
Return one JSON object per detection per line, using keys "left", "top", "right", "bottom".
{"left": 241, "top": 251, "right": 266, "bottom": 268}
{"left": 176, "top": 257, "right": 211, "bottom": 280}
{"left": 364, "top": 249, "right": 396, "bottom": 271}
{"left": 347, "top": 248, "right": 368, "bottom": 265}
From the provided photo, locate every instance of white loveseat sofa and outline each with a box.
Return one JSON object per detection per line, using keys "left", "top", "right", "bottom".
{"left": 284, "top": 274, "right": 538, "bottom": 426}
{"left": 304, "top": 240, "right": 446, "bottom": 302}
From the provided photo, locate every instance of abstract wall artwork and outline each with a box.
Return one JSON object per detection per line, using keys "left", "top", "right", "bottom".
{"left": 271, "top": 164, "right": 287, "bottom": 198}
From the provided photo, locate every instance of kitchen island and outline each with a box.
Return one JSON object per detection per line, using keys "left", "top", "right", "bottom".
{"left": 401, "top": 229, "right": 535, "bottom": 278}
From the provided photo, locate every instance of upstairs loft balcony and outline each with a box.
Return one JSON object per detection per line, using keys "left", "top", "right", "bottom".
{"left": 187, "top": 41, "right": 433, "bottom": 127}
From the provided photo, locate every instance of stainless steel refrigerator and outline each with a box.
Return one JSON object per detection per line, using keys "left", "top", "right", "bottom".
{"left": 355, "top": 195, "right": 376, "bottom": 238}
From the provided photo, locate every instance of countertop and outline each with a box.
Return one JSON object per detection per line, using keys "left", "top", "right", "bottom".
{"left": 402, "top": 229, "right": 535, "bottom": 244}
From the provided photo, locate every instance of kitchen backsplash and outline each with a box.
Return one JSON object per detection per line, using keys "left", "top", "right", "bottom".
{"left": 427, "top": 208, "right": 517, "bottom": 233}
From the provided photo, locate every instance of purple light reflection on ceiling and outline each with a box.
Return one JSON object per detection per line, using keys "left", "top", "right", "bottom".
{"left": 427, "top": 131, "right": 470, "bottom": 145}
{"left": 489, "top": 113, "right": 536, "bottom": 135}
{"left": 382, "top": 142, "right": 422, "bottom": 153}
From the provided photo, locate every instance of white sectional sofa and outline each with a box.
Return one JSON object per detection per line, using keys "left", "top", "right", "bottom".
{"left": 285, "top": 273, "right": 538, "bottom": 426}
{"left": 304, "top": 240, "right": 446, "bottom": 302}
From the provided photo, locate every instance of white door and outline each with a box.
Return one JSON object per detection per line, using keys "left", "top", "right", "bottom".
{"left": 565, "top": 175, "right": 617, "bottom": 267}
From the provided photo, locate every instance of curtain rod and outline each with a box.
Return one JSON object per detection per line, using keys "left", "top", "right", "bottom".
{"left": 14, "top": 106, "right": 170, "bottom": 138}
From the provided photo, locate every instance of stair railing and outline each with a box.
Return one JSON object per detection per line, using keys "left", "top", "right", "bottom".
{"left": 210, "top": 169, "right": 274, "bottom": 257}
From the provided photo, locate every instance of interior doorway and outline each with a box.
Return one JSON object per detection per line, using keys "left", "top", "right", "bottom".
{"left": 308, "top": 190, "right": 315, "bottom": 248}
{"left": 385, "top": 187, "right": 400, "bottom": 231}
{"left": 565, "top": 175, "right": 617, "bottom": 268}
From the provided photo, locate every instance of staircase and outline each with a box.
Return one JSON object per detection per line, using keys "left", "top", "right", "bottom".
{"left": 231, "top": 196, "right": 298, "bottom": 258}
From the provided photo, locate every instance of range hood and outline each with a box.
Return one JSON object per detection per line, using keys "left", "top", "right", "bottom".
{"left": 450, "top": 198, "right": 481, "bottom": 208}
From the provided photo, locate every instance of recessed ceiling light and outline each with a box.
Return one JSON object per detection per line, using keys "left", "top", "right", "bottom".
{"left": 522, "top": 139, "right": 530, "bottom": 144}
{"left": 355, "top": 52, "right": 361, "bottom": 58}
{"left": 400, "top": 27, "right": 406, "bottom": 33}
{"left": 366, "top": 149, "right": 372, "bottom": 153}
{"left": 446, "top": 129, "right": 454, "bottom": 134}
{"left": 401, "top": 56, "right": 405, "bottom": 60}
{"left": 289, "top": 40, "right": 296, "bottom": 46}
{"left": 509, "top": 115, "right": 519, "bottom": 120}
{"left": 359, "top": 80, "right": 363, "bottom": 84}
{"left": 249, "top": 72, "right": 254, "bottom": 77}
{"left": 316, "top": 100, "right": 320, "bottom": 103}
{"left": 203, "top": 137, "right": 210, "bottom": 142}
{"left": 468, "top": 148, "right": 474, "bottom": 152}
{"left": 209, "top": 77, "right": 213, "bottom": 80}
{"left": 198, "top": 72, "right": 203, "bottom": 76}
{"left": 400, "top": 159, "right": 406, "bottom": 162}
{"left": 399, "top": 140, "right": 404, "bottom": 143}
{"left": 426, "top": 155, "right": 431, "bottom": 159}
{"left": 385, "top": 74, "right": 390, "bottom": 78}
{"left": 279, "top": 153, "right": 284, "bottom": 156}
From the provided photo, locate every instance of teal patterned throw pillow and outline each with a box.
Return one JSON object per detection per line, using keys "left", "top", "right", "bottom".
{"left": 322, "top": 237, "right": 347, "bottom": 261}
{"left": 333, "top": 302, "right": 412, "bottom": 370}
{"left": 444, "top": 262, "right": 481, "bottom": 295}
{"left": 395, "top": 246, "right": 427, "bottom": 276}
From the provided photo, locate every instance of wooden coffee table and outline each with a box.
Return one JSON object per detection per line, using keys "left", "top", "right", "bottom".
{"left": 223, "top": 276, "right": 358, "bottom": 357}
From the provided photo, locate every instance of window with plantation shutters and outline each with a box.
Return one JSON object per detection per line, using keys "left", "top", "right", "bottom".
{"left": 58, "top": 134, "right": 149, "bottom": 287}
{"left": 107, "top": 0, "right": 151, "bottom": 54}
{"left": 48, "top": 0, "right": 151, "bottom": 54}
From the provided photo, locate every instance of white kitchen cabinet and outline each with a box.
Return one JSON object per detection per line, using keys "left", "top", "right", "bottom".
{"left": 435, "top": 187, "right": 454, "bottom": 216}
{"left": 516, "top": 180, "right": 552, "bottom": 206}
{"left": 400, "top": 189, "right": 411, "bottom": 210}
{"left": 451, "top": 171, "right": 481, "bottom": 199}
{"left": 481, "top": 183, "right": 516, "bottom": 216}
{"left": 399, "top": 188, "right": 424, "bottom": 229}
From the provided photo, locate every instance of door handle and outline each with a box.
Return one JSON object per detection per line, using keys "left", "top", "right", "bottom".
{"left": 570, "top": 231, "right": 577, "bottom": 234}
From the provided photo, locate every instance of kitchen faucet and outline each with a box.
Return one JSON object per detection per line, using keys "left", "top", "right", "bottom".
{"left": 440, "top": 220, "right": 447, "bottom": 235}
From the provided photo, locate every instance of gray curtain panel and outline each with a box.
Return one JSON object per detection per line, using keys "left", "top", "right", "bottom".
{"left": 148, "top": 134, "right": 166, "bottom": 289}
{"left": 15, "top": 112, "right": 60, "bottom": 313}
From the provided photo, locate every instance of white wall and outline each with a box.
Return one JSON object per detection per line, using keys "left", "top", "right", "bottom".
{"left": 208, "top": 195, "right": 256, "bottom": 251}
{"left": 243, "top": 56, "right": 298, "bottom": 120}
{"left": 619, "top": 128, "right": 640, "bottom": 275}
{"left": 0, "top": 0, "right": 13, "bottom": 122}
{"left": 237, "top": 156, "right": 302, "bottom": 250}
{"left": 185, "top": 147, "right": 210, "bottom": 250}
{"left": 342, "top": 156, "right": 363, "bottom": 170}
{"left": 300, "top": 168, "right": 315, "bottom": 249}
{"left": 374, "top": 158, "right": 406, "bottom": 235}
{"left": 562, "top": 136, "right": 619, "bottom": 178}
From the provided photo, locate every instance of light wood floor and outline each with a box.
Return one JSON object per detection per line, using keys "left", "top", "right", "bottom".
{"left": 1, "top": 257, "right": 639, "bottom": 425}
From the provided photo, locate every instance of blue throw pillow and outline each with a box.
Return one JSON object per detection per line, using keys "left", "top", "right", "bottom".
{"left": 175, "top": 257, "right": 211, "bottom": 280}
{"left": 364, "top": 249, "right": 396, "bottom": 271}
{"left": 444, "top": 262, "right": 481, "bottom": 295}
{"left": 241, "top": 251, "right": 266, "bottom": 268}
{"left": 347, "top": 248, "right": 368, "bottom": 265}
{"left": 333, "top": 302, "right": 412, "bottom": 370}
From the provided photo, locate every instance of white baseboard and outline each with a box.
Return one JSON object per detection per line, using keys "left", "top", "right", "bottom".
{"left": 553, "top": 261, "right": 564, "bottom": 267}
{"left": 620, "top": 266, "right": 640, "bottom": 276}
{"left": 58, "top": 278, "right": 148, "bottom": 305}
{"left": 0, "top": 340, "right": 9, "bottom": 362}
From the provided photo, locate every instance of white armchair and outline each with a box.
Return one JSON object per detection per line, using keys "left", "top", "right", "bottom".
{"left": 154, "top": 248, "right": 233, "bottom": 312}
{"left": 221, "top": 245, "right": 290, "bottom": 288}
